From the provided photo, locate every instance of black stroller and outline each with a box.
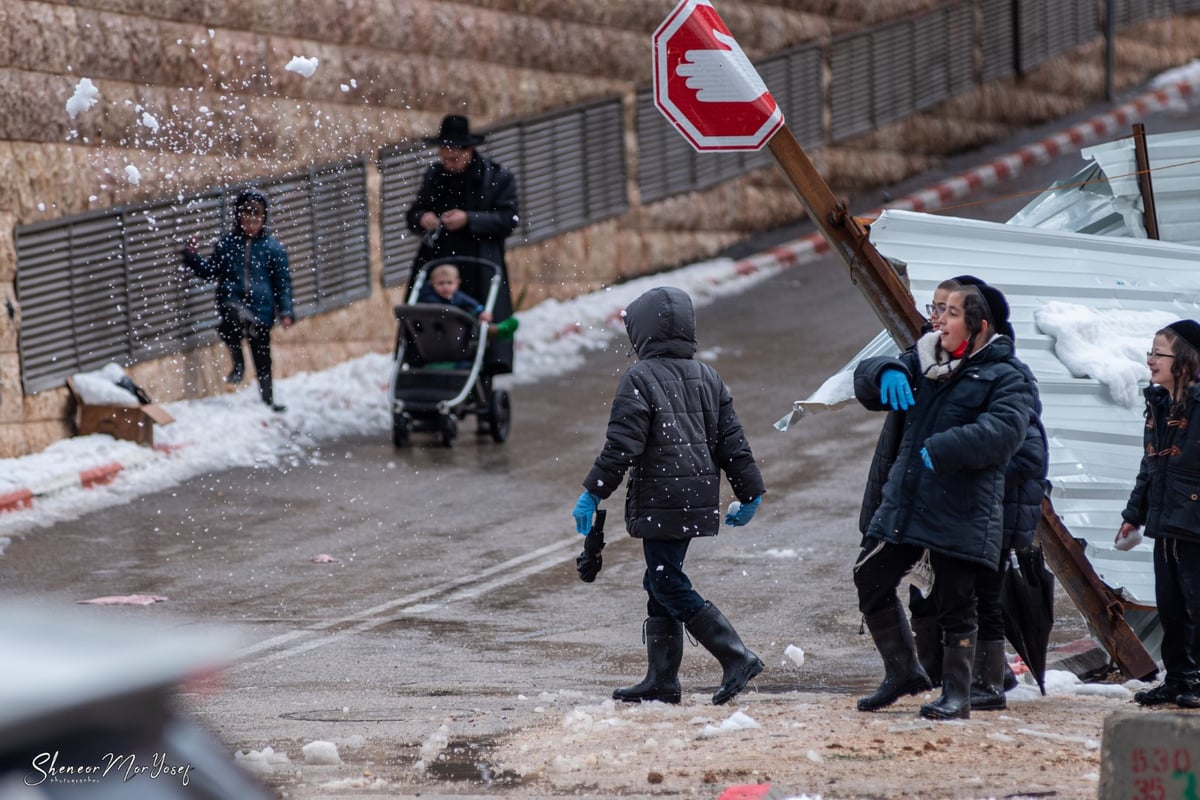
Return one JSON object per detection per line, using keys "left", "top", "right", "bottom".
{"left": 388, "top": 256, "right": 512, "bottom": 447}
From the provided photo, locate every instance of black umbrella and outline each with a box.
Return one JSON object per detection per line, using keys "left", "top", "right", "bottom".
{"left": 1000, "top": 545, "right": 1056, "bottom": 695}
{"left": 576, "top": 509, "right": 607, "bottom": 583}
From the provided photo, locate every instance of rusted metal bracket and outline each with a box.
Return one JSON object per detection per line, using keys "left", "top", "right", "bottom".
{"left": 764, "top": 124, "right": 1157, "bottom": 679}
{"left": 1035, "top": 499, "right": 1158, "bottom": 680}
{"left": 767, "top": 127, "right": 925, "bottom": 345}
{"left": 1132, "top": 122, "right": 1160, "bottom": 241}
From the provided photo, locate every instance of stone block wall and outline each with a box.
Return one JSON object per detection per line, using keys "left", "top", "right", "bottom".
{"left": 0, "top": 0, "right": 1197, "bottom": 455}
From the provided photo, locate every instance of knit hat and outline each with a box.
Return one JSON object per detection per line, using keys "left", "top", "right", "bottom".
{"left": 1167, "top": 320, "right": 1200, "bottom": 352}
{"left": 950, "top": 276, "right": 1013, "bottom": 340}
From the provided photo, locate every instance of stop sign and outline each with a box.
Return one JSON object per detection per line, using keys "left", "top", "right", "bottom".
{"left": 652, "top": 0, "right": 784, "bottom": 152}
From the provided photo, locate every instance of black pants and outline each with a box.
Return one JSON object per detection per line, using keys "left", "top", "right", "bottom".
{"left": 1154, "top": 536, "right": 1200, "bottom": 681}
{"left": 641, "top": 539, "right": 707, "bottom": 622}
{"left": 910, "top": 548, "right": 1007, "bottom": 641}
{"left": 854, "top": 538, "right": 982, "bottom": 639}
{"left": 218, "top": 309, "right": 274, "bottom": 405}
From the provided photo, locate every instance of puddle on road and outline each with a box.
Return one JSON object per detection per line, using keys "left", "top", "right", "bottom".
{"left": 425, "top": 737, "right": 525, "bottom": 787}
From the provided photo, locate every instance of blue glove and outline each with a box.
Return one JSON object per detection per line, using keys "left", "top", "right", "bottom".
{"left": 573, "top": 491, "right": 601, "bottom": 535}
{"left": 920, "top": 447, "right": 934, "bottom": 472}
{"left": 724, "top": 496, "right": 761, "bottom": 527}
{"left": 879, "top": 369, "right": 914, "bottom": 411}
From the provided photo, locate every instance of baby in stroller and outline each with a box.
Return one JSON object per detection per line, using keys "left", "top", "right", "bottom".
{"left": 417, "top": 263, "right": 518, "bottom": 341}
{"left": 389, "top": 257, "right": 516, "bottom": 447}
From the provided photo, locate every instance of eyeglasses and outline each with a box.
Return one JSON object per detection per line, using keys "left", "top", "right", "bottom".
{"left": 1146, "top": 351, "right": 1176, "bottom": 361}
{"left": 925, "top": 303, "right": 947, "bottom": 317}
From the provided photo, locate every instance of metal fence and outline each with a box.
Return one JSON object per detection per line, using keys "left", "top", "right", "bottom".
{"left": 15, "top": 159, "right": 370, "bottom": 394}
{"left": 14, "top": 0, "right": 1197, "bottom": 394}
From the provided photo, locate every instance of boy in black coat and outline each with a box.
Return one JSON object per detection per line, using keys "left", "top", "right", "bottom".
{"left": 572, "top": 286, "right": 766, "bottom": 706}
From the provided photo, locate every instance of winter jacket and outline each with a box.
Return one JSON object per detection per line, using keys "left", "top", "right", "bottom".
{"left": 583, "top": 287, "right": 765, "bottom": 541}
{"left": 1122, "top": 382, "right": 1200, "bottom": 545}
{"left": 405, "top": 153, "right": 518, "bottom": 372}
{"left": 182, "top": 189, "right": 293, "bottom": 328}
{"left": 416, "top": 283, "right": 484, "bottom": 317}
{"left": 854, "top": 332, "right": 1035, "bottom": 569}
{"left": 1004, "top": 416, "right": 1049, "bottom": 553}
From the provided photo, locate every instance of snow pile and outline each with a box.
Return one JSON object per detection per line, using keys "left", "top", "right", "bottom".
{"left": 413, "top": 723, "right": 449, "bottom": 772}
{"left": 69, "top": 363, "right": 142, "bottom": 406}
{"left": 699, "top": 710, "right": 760, "bottom": 737}
{"left": 301, "top": 740, "right": 341, "bottom": 765}
{"left": 1033, "top": 301, "right": 1174, "bottom": 407}
{"left": 233, "top": 746, "right": 291, "bottom": 775}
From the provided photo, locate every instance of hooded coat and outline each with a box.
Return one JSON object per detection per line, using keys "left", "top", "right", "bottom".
{"left": 182, "top": 188, "right": 293, "bottom": 328}
{"left": 854, "top": 333, "right": 1035, "bottom": 569}
{"left": 583, "top": 287, "right": 764, "bottom": 541}
{"left": 1122, "top": 382, "right": 1200, "bottom": 545}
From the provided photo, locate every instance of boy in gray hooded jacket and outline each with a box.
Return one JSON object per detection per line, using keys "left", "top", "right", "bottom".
{"left": 572, "top": 286, "right": 766, "bottom": 705}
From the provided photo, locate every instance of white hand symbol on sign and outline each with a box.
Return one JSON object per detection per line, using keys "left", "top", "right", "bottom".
{"left": 675, "top": 29, "right": 769, "bottom": 103}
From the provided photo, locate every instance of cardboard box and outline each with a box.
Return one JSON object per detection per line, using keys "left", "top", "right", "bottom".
{"left": 67, "top": 378, "right": 175, "bottom": 447}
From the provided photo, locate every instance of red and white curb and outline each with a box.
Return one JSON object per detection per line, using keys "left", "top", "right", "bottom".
{"left": 0, "top": 445, "right": 171, "bottom": 515}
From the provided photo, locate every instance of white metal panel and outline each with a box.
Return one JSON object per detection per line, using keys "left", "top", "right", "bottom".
{"left": 867, "top": 209, "right": 1200, "bottom": 605}
{"left": 1010, "top": 128, "right": 1200, "bottom": 245}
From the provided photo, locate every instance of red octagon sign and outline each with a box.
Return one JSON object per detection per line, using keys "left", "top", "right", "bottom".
{"left": 652, "top": 0, "right": 784, "bottom": 152}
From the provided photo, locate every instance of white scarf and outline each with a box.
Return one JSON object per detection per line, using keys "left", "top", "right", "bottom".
{"left": 915, "top": 330, "right": 999, "bottom": 381}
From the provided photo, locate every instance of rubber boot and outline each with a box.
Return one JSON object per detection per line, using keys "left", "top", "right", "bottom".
{"left": 920, "top": 631, "right": 976, "bottom": 720}
{"left": 1177, "top": 675, "right": 1200, "bottom": 709}
{"left": 613, "top": 617, "right": 683, "bottom": 704}
{"left": 969, "top": 639, "right": 1008, "bottom": 711}
{"left": 685, "top": 601, "right": 764, "bottom": 705}
{"left": 857, "top": 604, "right": 933, "bottom": 712}
{"left": 911, "top": 615, "right": 943, "bottom": 688}
{"left": 1135, "top": 676, "right": 1186, "bottom": 706}
{"left": 1003, "top": 663, "right": 1019, "bottom": 692}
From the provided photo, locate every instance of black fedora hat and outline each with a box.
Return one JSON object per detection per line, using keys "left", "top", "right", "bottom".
{"left": 425, "top": 114, "right": 485, "bottom": 147}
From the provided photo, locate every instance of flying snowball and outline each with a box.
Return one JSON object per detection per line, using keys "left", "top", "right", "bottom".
{"left": 285, "top": 56, "right": 319, "bottom": 77}
{"left": 124, "top": 165, "right": 142, "bottom": 185}
{"left": 140, "top": 112, "right": 160, "bottom": 133}
{"left": 65, "top": 77, "right": 100, "bottom": 119}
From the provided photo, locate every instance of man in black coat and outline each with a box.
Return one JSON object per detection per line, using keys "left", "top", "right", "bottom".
{"left": 406, "top": 114, "right": 520, "bottom": 374}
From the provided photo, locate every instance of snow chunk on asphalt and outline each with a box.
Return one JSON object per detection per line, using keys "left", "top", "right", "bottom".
{"left": 700, "top": 710, "right": 759, "bottom": 737}
{"left": 785, "top": 644, "right": 805, "bottom": 667}
{"left": 285, "top": 56, "right": 319, "bottom": 77}
{"left": 234, "top": 746, "right": 291, "bottom": 775}
{"left": 66, "top": 78, "right": 100, "bottom": 119}
{"left": 302, "top": 740, "right": 341, "bottom": 765}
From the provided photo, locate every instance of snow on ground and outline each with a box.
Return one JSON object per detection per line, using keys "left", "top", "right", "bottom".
{"left": 0, "top": 256, "right": 785, "bottom": 538}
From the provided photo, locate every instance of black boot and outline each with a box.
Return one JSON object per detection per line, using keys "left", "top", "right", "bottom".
{"left": 226, "top": 362, "right": 245, "bottom": 385}
{"left": 857, "top": 604, "right": 932, "bottom": 712}
{"left": 1135, "top": 677, "right": 1186, "bottom": 706}
{"left": 920, "top": 631, "right": 976, "bottom": 720}
{"left": 613, "top": 617, "right": 683, "bottom": 704}
{"left": 1003, "top": 663, "right": 1019, "bottom": 692}
{"left": 685, "top": 601, "right": 764, "bottom": 705}
{"left": 969, "top": 639, "right": 1008, "bottom": 711}
{"left": 1178, "top": 676, "right": 1200, "bottom": 709}
{"left": 911, "top": 616, "right": 943, "bottom": 688}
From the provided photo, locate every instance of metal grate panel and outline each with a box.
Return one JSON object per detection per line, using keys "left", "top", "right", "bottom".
{"left": 830, "top": 32, "right": 874, "bottom": 141}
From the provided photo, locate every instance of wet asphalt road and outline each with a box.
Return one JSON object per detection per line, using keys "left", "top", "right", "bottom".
{"left": 3, "top": 90, "right": 1200, "bottom": 795}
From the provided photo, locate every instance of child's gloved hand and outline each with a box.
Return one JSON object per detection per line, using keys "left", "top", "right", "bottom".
{"left": 879, "top": 369, "right": 914, "bottom": 411}
{"left": 920, "top": 447, "right": 934, "bottom": 472}
{"left": 724, "top": 496, "right": 761, "bottom": 527}
{"left": 573, "top": 491, "right": 601, "bottom": 535}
